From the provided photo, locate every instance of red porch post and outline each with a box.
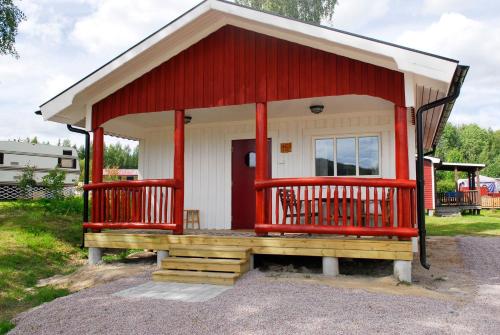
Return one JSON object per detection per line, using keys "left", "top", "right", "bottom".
{"left": 394, "top": 106, "right": 410, "bottom": 232}
{"left": 255, "top": 102, "right": 268, "bottom": 235}
{"left": 92, "top": 127, "right": 104, "bottom": 183}
{"left": 394, "top": 106, "right": 409, "bottom": 180}
{"left": 173, "top": 110, "right": 185, "bottom": 235}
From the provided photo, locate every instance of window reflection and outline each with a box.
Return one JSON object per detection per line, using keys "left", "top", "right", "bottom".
{"left": 336, "top": 138, "right": 356, "bottom": 176}
{"left": 315, "top": 139, "right": 334, "bottom": 176}
{"left": 358, "top": 136, "right": 379, "bottom": 175}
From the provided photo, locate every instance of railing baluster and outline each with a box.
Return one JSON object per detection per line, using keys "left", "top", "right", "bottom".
{"left": 311, "top": 186, "right": 315, "bottom": 225}
{"left": 389, "top": 188, "right": 395, "bottom": 228}
{"left": 342, "top": 186, "right": 347, "bottom": 226}
{"left": 318, "top": 185, "right": 323, "bottom": 225}
{"left": 381, "top": 187, "right": 387, "bottom": 227}
{"left": 159, "top": 187, "right": 164, "bottom": 223}
{"left": 305, "top": 187, "right": 310, "bottom": 225}
{"left": 373, "top": 187, "right": 379, "bottom": 227}
{"left": 334, "top": 186, "right": 339, "bottom": 226}
{"left": 350, "top": 186, "right": 354, "bottom": 226}
{"left": 295, "top": 186, "right": 301, "bottom": 225}
{"left": 275, "top": 187, "right": 279, "bottom": 226}
{"left": 326, "top": 186, "right": 331, "bottom": 226}
{"left": 357, "top": 186, "right": 362, "bottom": 227}
{"left": 365, "top": 186, "right": 370, "bottom": 227}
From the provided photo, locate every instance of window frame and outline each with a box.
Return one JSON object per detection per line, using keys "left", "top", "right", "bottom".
{"left": 313, "top": 133, "right": 382, "bottom": 178}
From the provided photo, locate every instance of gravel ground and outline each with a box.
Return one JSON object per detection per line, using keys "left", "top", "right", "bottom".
{"left": 10, "top": 237, "right": 500, "bottom": 335}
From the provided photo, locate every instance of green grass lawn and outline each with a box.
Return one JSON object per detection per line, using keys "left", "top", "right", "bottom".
{"left": 0, "top": 199, "right": 85, "bottom": 334}
{"left": 426, "top": 209, "right": 500, "bottom": 236}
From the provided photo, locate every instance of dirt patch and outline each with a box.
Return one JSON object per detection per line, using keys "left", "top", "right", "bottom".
{"left": 413, "top": 237, "right": 476, "bottom": 301}
{"left": 37, "top": 252, "right": 156, "bottom": 292}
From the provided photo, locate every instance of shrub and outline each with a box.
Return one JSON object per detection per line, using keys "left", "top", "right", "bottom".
{"left": 42, "top": 168, "right": 66, "bottom": 199}
{"left": 18, "top": 165, "right": 37, "bottom": 198}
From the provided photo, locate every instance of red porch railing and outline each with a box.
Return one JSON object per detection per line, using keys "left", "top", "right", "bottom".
{"left": 255, "top": 177, "right": 417, "bottom": 237}
{"left": 83, "top": 179, "right": 181, "bottom": 232}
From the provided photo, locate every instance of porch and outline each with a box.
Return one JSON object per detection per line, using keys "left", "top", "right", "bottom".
{"left": 84, "top": 229, "right": 414, "bottom": 283}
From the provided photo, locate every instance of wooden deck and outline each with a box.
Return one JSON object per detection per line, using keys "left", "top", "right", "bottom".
{"left": 85, "top": 230, "right": 413, "bottom": 261}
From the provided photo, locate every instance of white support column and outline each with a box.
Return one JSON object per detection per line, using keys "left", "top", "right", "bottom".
{"left": 393, "top": 260, "right": 412, "bottom": 283}
{"left": 157, "top": 250, "right": 169, "bottom": 268}
{"left": 322, "top": 257, "right": 339, "bottom": 276}
{"left": 88, "top": 247, "right": 102, "bottom": 265}
{"left": 249, "top": 254, "right": 255, "bottom": 270}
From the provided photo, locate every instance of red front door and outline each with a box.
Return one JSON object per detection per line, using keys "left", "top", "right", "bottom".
{"left": 231, "top": 139, "right": 272, "bottom": 230}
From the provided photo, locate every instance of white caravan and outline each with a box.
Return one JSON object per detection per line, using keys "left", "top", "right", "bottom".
{"left": 0, "top": 141, "right": 80, "bottom": 199}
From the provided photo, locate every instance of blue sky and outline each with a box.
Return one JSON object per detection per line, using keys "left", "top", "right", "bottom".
{"left": 0, "top": 0, "right": 498, "bottom": 147}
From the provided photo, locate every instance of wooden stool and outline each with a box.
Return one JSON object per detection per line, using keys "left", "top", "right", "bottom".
{"left": 184, "top": 209, "right": 200, "bottom": 229}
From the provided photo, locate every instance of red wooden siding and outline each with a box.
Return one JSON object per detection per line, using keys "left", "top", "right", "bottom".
{"left": 92, "top": 25, "right": 405, "bottom": 129}
{"left": 424, "top": 160, "right": 434, "bottom": 210}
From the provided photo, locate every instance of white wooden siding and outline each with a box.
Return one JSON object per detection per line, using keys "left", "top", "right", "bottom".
{"left": 139, "top": 109, "right": 397, "bottom": 229}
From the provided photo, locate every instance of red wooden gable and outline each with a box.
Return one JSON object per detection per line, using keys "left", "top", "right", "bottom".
{"left": 92, "top": 25, "right": 405, "bottom": 129}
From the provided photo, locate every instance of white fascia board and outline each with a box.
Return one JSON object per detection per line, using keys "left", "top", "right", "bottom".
{"left": 424, "top": 156, "right": 441, "bottom": 164}
{"left": 441, "top": 162, "right": 486, "bottom": 168}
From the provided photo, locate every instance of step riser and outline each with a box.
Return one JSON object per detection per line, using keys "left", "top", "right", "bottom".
{"left": 162, "top": 261, "right": 249, "bottom": 273}
{"left": 169, "top": 250, "right": 248, "bottom": 259}
{"left": 153, "top": 273, "right": 235, "bottom": 285}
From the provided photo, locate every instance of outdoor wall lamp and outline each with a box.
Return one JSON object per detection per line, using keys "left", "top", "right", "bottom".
{"left": 309, "top": 105, "right": 324, "bottom": 114}
{"left": 184, "top": 115, "right": 192, "bottom": 124}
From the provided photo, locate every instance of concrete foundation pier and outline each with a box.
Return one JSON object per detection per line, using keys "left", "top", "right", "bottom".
{"left": 393, "top": 260, "right": 412, "bottom": 283}
{"left": 88, "top": 247, "right": 103, "bottom": 265}
{"left": 322, "top": 256, "right": 339, "bottom": 276}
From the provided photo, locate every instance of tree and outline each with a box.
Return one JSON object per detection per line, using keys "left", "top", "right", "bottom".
{"left": 235, "top": 0, "right": 337, "bottom": 24}
{"left": 0, "top": 0, "right": 26, "bottom": 58}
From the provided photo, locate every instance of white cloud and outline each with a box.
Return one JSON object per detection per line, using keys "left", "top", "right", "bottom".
{"left": 396, "top": 13, "right": 500, "bottom": 128}
{"left": 70, "top": 0, "right": 200, "bottom": 54}
{"left": 332, "top": 0, "right": 390, "bottom": 30}
{"left": 421, "top": 0, "right": 474, "bottom": 15}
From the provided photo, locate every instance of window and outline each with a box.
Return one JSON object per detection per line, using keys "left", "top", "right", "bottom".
{"left": 336, "top": 138, "right": 356, "bottom": 176}
{"left": 314, "top": 135, "right": 380, "bottom": 177}
{"left": 62, "top": 150, "right": 72, "bottom": 156}
{"left": 358, "top": 136, "right": 379, "bottom": 176}
{"left": 315, "top": 139, "right": 333, "bottom": 176}
{"left": 0, "top": 153, "right": 3, "bottom": 165}
{"left": 58, "top": 158, "right": 76, "bottom": 169}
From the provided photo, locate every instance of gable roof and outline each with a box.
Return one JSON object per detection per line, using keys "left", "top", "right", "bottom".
{"left": 40, "top": 0, "right": 464, "bottom": 145}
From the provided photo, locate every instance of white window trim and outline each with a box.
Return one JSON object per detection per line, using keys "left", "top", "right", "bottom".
{"left": 312, "top": 133, "right": 382, "bottom": 178}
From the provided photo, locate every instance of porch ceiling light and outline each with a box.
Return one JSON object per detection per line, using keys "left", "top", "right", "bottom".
{"left": 309, "top": 105, "right": 324, "bottom": 114}
{"left": 184, "top": 115, "right": 192, "bottom": 124}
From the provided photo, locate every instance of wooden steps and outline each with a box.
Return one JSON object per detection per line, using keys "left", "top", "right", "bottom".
{"left": 153, "top": 245, "right": 251, "bottom": 285}
{"left": 153, "top": 270, "right": 240, "bottom": 285}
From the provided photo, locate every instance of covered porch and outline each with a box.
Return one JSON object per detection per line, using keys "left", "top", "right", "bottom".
{"left": 84, "top": 94, "right": 417, "bottom": 239}
{"left": 436, "top": 162, "right": 485, "bottom": 215}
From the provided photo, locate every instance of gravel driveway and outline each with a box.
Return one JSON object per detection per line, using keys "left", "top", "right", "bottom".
{"left": 10, "top": 237, "right": 500, "bottom": 335}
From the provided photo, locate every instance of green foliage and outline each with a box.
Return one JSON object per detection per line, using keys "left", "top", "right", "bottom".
{"left": 0, "top": 320, "right": 14, "bottom": 335}
{"left": 434, "top": 123, "right": 499, "bottom": 188}
{"left": 235, "top": 0, "right": 337, "bottom": 24}
{"left": 42, "top": 169, "right": 66, "bottom": 199}
{"left": 104, "top": 143, "right": 138, "bottom": 169}
{"left": 0, "top": 0, "right": 25, "bottom": 58}
{"left": 17, "top": 165, "right": 37, "bottom": 196}
{"left": 436, "top": 176, "right": 456, "bottom": 193}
